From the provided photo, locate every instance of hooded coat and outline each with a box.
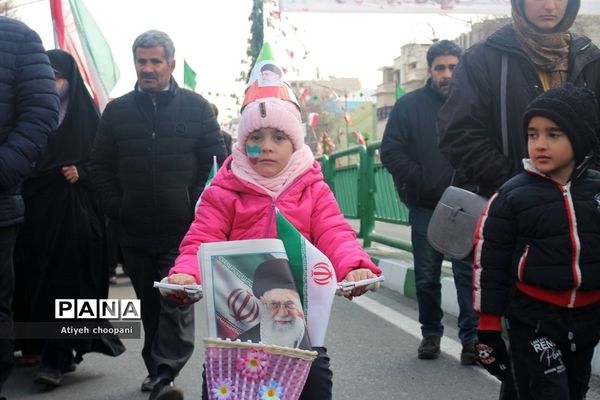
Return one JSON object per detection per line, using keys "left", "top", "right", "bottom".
{"left": 13, "top": 50, "right": 124, "bottom": 359}
{"left": 437, "top": 0, "right": 600, "bottom": 197}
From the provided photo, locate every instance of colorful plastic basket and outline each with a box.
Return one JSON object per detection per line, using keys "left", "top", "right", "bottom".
{"left": 204, "top": 337, "right": 317, "bottom": 400}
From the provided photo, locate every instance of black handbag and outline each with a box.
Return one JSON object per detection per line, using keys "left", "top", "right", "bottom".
{"left": 427, "top": 186, "right": 488, "bottom": 260}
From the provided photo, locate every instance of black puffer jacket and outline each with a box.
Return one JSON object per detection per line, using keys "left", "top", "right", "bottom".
{"left": 381, "top": 81, "right": 453, "bottom": 209}
{"left": 90, "top": 79, "right": 227, "bottom": 251}
{"left": 438, "top": 24, "right": 600, "bottom": 197}
{"left": 0, "top": 17, "right": 59, "bottom": 226}
{"left": 473, "top": 162, "right": 600, "bottom": 320}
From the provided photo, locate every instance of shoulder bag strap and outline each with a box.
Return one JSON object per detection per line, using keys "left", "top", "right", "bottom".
{"left": 500, "top": 54, "right": 509, "bottom": 157}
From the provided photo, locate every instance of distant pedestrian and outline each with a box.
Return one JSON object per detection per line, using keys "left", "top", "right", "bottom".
{"left": 381, "top": 40, "right": 479, "bottom": 365}
{"left": 90, "top": 30, "right": 227, "bottom": 400}
{"left": 0, "top": 16, "right": 59, "bottom": 400}
{"left": 210, "top": 103, "right": 233, "bottom": 155}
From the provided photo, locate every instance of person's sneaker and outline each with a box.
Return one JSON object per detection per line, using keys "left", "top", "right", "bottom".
{"left": 460, "top": 343, "right": 478, "bottom": 365}
{"left": 141, "top": 375, "right": 157, "bottom": 392}
{"left": 33, "top": 365, "right": 63, "bottom": 387}
{"left": 109, "top": 273, "right": 118, "bottom": 285}
{"left": 417, "top": 336, "right": 441, "bottom": 360}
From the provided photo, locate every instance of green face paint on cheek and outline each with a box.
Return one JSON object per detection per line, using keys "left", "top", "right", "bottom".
{"left": 246, "top": 145, "right": 261, "bottom": 158}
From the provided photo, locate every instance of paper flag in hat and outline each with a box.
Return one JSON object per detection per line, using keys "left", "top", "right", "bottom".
{"left": 242, "top": 42, "right": 299, "bottom": 110}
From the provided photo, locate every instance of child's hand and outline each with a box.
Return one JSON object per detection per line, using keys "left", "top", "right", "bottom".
{"left": 343, "top": 268, "right": 377, "bottom": 300}
{"left": 169, "top": 273, "right": 197, "bottom": 285}
{"left": 167, "top": 273, "right": 200, "bottom": 304}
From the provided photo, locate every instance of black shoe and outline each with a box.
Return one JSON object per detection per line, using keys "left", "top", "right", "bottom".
{"left": 417, "top": 336, "right": 441, "bottom": 360}
{"left": 460, "top": 342, "right": 478, "bottom": 366}
{"left": 33, "top": 366, "right": 63, "bottom": 387}
{"left": 141, "top": 375, "right": 157, "bottom": 392}
{"left": 149, "top": 378, "right": 183, "bottom": 400}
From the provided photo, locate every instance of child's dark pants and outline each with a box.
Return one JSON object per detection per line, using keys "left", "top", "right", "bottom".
{"left": 506, "top": 291, "right": 600, "bottom": 400}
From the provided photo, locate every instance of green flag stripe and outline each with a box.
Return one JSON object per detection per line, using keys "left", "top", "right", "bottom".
{"left": 70, "top": 0, "right": 119, "bottom": 92}
{"left": 276, "top": 214, "right": 307, "bottom": 308}
{"left": 184, "top": 59, "right": 197, "bottom": 90}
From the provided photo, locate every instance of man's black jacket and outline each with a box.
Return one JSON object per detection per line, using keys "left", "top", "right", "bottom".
{"left": 90, "top": 79, "right": 227, "bottom": 251}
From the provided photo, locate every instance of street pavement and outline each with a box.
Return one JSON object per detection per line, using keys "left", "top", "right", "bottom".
{"left": 4, "top": 274, "right": 503, "bottom": 400}
{"left": 5, "top": 228, "right": 600, "bottom": 399}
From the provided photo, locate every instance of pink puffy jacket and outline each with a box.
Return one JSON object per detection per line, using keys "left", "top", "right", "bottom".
{"left": 169, "top": 158, "right": 381, "bottom": 283}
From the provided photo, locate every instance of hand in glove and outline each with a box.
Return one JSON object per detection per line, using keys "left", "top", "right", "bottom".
{"left": 476, "top": 330, "right": 510, "bottom": 381}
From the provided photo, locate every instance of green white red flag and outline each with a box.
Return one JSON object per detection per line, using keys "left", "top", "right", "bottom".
{"left": 50, "top": 0, "right": 119, "bottom": 111}
{"left": 195, "top": 155, "right": 219, "bottom": 213}
{"left": 242, "top": 42, "right": 299, "bottom": 110}
{"left": 277, "top": 212, "right": 337, "bottom": 347}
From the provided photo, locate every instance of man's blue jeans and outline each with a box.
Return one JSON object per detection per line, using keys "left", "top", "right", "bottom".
{"left": 409, "top": 206, "right": 478, "bottom": 345}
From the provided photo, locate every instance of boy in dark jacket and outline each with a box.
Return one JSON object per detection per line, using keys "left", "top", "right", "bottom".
{"left": 474, "top": 85, "right": 600, "bottom": 400}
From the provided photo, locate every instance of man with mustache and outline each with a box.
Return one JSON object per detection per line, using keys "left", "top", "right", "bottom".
{"left": 237, "top": 258, "right": 310, "bottom": 350}
{"left": 381, "top": 40, "right": 479, "bottom": 365}
{"left": 90, "top": 30, "right": 227, "bottom": 400}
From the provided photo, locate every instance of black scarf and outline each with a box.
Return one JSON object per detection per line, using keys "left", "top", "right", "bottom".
{"left": 36, "top": 49, "right": 100, "bottom": 172}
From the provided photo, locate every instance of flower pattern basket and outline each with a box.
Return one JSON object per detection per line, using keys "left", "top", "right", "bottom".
{"left": 204, "top": 337, "right": 317, "bottom": 400}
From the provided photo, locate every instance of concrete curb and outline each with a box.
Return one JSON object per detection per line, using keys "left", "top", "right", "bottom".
{"left": 375, "top": 257, "right": 460, "bottom": 319}
{"left": 370, "top": 255, "right": 600, "bottom": 375}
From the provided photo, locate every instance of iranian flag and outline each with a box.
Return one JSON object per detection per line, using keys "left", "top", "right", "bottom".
{"left": 50, "top": 0, "right": 120, "bottom": 111}
{"left": 195, "top": 156, "right": 219, "bottom": 212}
{"left": 277, "top": 212, "right": 337, "bottom": 347}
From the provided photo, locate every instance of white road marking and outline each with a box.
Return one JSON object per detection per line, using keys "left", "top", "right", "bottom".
{"left": 353, "top": 295, "right": 496, "bottom": 382}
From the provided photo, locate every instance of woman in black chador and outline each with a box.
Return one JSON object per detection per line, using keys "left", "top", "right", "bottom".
{"left": 13, "top": 49, "right": 124, "bottom": 387}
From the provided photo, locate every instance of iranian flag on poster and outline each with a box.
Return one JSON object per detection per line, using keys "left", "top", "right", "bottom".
{"left": 199, "top": 216, "right": 337, "bottom": 347}
{"left": 277, "top": 212, "right": 337, "bottom": 347}
{"left": 200, "top": 241, "right": 289, "bottom": 340}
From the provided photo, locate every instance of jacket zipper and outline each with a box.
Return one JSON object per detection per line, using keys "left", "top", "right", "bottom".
{"left": 264, "top": 201, "right": 276, "bottom": 237}
{"left": 261, "top": 175, "right": 307, "bottom": 238}
{"left": 151, "top": 100, "right": 158, "bottom": 236}
{"left": 561, "top": 184, "right": 582, "bottom": 307}
{"left": 517, "top": 244, "right": 530, "bottom": 282}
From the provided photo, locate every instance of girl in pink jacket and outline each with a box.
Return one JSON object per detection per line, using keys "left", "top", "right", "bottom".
{"left": 168, "top": 97, "right": 381, "bottom": 399}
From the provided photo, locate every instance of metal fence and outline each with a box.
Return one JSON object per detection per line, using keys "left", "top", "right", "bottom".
{"left": 318, "top": 141, "right": 412, "bottom": 252}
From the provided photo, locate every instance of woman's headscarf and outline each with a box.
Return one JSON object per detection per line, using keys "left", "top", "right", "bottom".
{"left": 511, "top": 0, "right": 580, "bottom": 88}
{"left": 36, "top": 49, "right": 100, "bottom": 172}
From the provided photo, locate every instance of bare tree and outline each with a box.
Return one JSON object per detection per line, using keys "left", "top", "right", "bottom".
{"left": 0, "top": 0, "right": 17, "bottom": 18}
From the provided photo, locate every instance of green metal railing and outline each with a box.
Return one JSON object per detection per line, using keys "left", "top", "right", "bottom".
{"left": 318, "top": 141, "right": 412, "bottom": 252}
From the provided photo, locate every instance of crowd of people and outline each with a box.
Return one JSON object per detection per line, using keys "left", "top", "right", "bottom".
{"left": 382, "top": 0, "right": 600, "bottom": 399}
{"left": 1, "top": 0, "right": 600, "bottom": 399}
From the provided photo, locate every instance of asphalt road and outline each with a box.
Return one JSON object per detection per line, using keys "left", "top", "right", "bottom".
{"left": 5, "top": 262, "right": 600, "bottom": 400}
